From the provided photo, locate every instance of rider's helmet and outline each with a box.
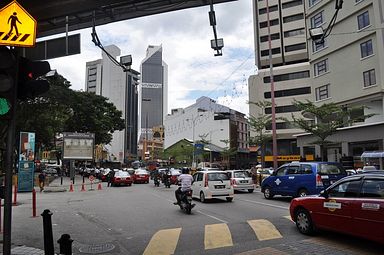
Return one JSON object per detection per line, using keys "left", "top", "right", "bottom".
{"left": 182, "top": 168, "right": 189, "bottom": 174}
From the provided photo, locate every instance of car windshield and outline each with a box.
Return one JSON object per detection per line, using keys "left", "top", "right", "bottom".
{"left": 318, "top": 163, "right": 345, "bottom": 175}
{"left": 208, "top": 172, "right": 230, "bottom": 181}
{"left": 116, "top": 171, "right": 129, "bottom": 177}
{"left": 135, "top": 170, "right": 148, "bottom": 175}
{"left": 234, "top": 171, "right": 249, "bottom": 178}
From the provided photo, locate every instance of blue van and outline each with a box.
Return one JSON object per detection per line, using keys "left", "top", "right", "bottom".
{"left": 261, "top": 162, "right": 347, "bottom": 199}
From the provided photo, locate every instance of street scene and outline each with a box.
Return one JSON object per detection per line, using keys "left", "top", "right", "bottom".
{"left": 6, "top": 175, "right": 383, "bottom": 255}
{"left": 1, "top": 0, "right": 384, "bottom": 255}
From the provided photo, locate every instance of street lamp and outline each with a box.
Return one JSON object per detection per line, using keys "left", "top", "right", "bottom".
{"left": 209, "top": 128, "right": 223, "bottom": 163}
{"left": 186, "top": 114, "right": 203, "bottom": 168}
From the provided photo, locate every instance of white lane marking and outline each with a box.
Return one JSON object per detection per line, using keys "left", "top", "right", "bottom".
{"left": 237, "top": 199, "right": 289, "bottom": 210}
{"left": 196, "top": 210, "right": 228, "bottom": 224}
{"left": 151, "top": 192, "right": 174, "bottom": 203}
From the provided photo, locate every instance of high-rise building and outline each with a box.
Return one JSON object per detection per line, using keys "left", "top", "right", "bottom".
{"left": 139, "top": 45, "right": 168, "bottom": 159}
{"left": 85, "top": 45, "right": 140, "bottom": 162}
{"left": 249, "top": 0, "right": 312, "bottom": 166}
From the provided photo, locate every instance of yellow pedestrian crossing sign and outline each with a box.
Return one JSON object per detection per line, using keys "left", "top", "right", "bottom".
{"left": 0, "top": 1, "right": 36, "bottom": 47}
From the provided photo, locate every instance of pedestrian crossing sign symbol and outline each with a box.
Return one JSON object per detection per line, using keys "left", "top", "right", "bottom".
{"left": 0, "top": 1, "right": 36, "bottom": 47}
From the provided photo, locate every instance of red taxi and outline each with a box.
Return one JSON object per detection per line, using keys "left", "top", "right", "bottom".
{"left": 290, "top": 172, "right": 384, "bottom": 244}
{"left": 111, "top": 171, "right": 132, "bottom": 186}
{"left": 133, "top": 169, "right": 150, "bottom": 184}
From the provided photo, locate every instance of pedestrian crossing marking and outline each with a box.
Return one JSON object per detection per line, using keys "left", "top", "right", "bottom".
{"left": 205, "top": 223, "right": 233, "bottom": 250}
{"left": 247, "top": 219, "right": 283, "bottom": 241}
{"left": 143, "top": 228, "right": 181, "bottom": 255}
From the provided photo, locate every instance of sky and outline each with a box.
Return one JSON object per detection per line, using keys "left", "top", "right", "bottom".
{"left": 45, "top": 0, "right": 256, "bottom": 116}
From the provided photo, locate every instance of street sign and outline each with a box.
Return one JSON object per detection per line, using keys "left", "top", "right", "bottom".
{"left": 89, "top": 175, "right": 95, "bottom": 182}
{"left": 0, "top": 1, "right": 36, "bottom": 47}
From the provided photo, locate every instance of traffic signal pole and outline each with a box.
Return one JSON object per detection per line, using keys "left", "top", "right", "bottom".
{"left": 3, "top": 50, "right": 18, "bottom": 255}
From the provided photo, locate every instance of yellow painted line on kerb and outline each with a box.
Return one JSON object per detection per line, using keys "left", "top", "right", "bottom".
{"left": 247, "top": 219, "right": 282, "bottom": 241}
{"left": 143, "top": 228, "right": 181, "bottom": 255}
{"left": 205, "top": 223, "right": 233, "bottom": 250}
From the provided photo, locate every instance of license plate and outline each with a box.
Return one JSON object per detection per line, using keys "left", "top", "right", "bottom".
{"left": 240, "top": 180, "right": 248, "bottom": 183}
{"left": 215, "top": 185, "right": 225, "bottom": 189}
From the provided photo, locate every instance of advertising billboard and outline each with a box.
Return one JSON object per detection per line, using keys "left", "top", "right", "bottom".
{"left": 18, "top": 132, "right": 35, "bottom": 192}
{"left": 63, "top": 132, "right": 95, "bottom": 160}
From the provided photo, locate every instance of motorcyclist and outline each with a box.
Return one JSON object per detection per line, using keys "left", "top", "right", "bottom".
{"left": 174, "top": 168, "right": 193, "bottom": 205}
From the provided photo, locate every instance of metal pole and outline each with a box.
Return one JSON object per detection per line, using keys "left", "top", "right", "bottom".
{"left": 192, "top": 119, "right": 195, "bottom": 168}
{"left": 3, "top": 50, "right": 19, "bottom": 255}
{"left": 266, "top": 0, "right": 278, "bottom": 170}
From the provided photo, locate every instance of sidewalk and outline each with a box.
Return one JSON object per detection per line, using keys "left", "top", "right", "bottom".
{"left": 43, "top": 175, "right": 101, "bottom": 193}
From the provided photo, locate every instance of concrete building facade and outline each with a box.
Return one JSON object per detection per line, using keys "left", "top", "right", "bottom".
{"left": 85, "top": 45, "right": 140, "bottom": 162}
{"left": 297, "top": 0, "right": 384, "bottom": 164}
{"left": 164, "top": 97, "right": 249, "bottom": 169}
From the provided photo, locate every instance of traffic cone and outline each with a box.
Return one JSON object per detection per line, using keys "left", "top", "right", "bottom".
{"left": 69, "top": 182, "right": 74, "bottom": 192}
{"left": 97, "top": 182, "right": 102, "bottom": 190}
{"left": 81, "top": 183, "right": 86, "bottom": 192}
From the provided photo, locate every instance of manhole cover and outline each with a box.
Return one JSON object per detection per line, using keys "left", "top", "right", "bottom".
{"left": 78, "top": 243, "right": 115, "bottom": 254}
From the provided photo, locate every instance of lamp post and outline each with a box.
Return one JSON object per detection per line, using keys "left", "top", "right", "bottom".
{"left": 142, "top": 98, "right": 151, "bottom": 161}
{"left": 186, "top": 114, "right": 203, "bottom": 168}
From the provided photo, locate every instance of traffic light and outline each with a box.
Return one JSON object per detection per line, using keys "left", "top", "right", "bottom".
{"left": 17, "top": 57, "right": 51, "bottom": 100}
{"left": 0, "top": 46, "right": 17, "bottom": 120}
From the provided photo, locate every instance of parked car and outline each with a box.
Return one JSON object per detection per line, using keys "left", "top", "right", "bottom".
{"left": 346, "top": 169, "right": 357, "bottom": 176}
{"left": 133, "top": 169, "right": 150, "bottom": 184}
{"left": 111, "top": 171, "right": 133, "bottom": 186}
{"left": 261, "top": 162, "right": 347, "bottom": 199}
{"left": 43, "top": 167, "right": 58, "bottom": 175}
{"left": 225, "top": 170, "right": 254, "bottom": 193}
{"left": 290, "top": 172, "right": 384, "bottom": 244}
{"left": 191, "top": 170, "right": 234, "bottom": 202}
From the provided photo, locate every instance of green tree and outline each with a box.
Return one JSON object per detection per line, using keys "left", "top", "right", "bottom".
{"left": 291, "top": 100, "right": 375, "bottom": 160}
{"left": 248, "top": 101, "right": 272, "bottom": 168}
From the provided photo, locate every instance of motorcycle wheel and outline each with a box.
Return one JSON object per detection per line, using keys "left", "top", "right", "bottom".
{"left": 185, "top": 204, "right": 191, "bottom": 214}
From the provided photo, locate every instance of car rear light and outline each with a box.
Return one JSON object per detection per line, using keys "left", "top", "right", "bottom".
{"left": 316, "top": 174, "right": 323, "bottom": 187}
{"left": 115, "top": 177, "right": 121, "bottom": 181}
{"left": 204, "top": 174, "right": 208, "bottom": 187}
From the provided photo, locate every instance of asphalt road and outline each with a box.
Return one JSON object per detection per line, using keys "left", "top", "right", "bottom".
{"left": 7, "top": 178, "right": 383, "bottom": 254}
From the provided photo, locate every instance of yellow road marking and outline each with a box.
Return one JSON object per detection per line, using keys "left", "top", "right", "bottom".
{"left": 143, "top": 228, "right": 181, "bottom": 255}
{"left": 205, "top": 223, "right": 233, "bottom": 250}
{"left": 247, "top": 219, "right": 282, "bottom": 241}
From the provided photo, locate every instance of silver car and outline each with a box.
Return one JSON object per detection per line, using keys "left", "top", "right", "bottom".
{"left": 226, "top": 170, "right": 254, "bottom": 193}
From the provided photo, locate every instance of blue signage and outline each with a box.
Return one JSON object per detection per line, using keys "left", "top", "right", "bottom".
{"left": 18, "top": 132, "right": 35, "bottom": 192}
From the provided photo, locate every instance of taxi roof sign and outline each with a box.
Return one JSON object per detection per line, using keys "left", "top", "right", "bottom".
{"left": 0, "top": 1, "right": 36, "bottom": 47}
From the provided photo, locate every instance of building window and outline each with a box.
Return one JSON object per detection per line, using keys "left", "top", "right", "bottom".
{"left": 283, "top": 13, "right": 304, "bottom": 23}
{"left": 314, "top": 59, "right": 328, "bottom": 76}
{"left": 363, "top": 69, "right": 376, "bottom": 87}
{"left": 264, "top": 87, "right": 311, "bottom": 99}
{"left": 357, "top": 11, "right": 370, "bottom": 30}
{"left": 284, "top": 28, "right": 305, "bottom": 38}
{"left": 315, "top": 84, "right": 330, "bottom": 101}
{"left": 260, "top": 33, "right": 280, "bottom": 42}
{"left": 260, "top": 19, "right": 279, "bottom": 28}
{"left": 360, "top": 39, "right": 373, "bottom": 58}
{"left": 311, "top": 11, "right": 324, "bottom": 28}
{"left": 308, "top": 0, "right": 322, "bottom": 7}
{"left": 265, "top": 105, "right": 299, "bottom": 114}
{"left": 285, "top": 43, "right": 306, "bottom": 52}
{"left": 259, "top": 5, "right": 278, "bottom": 15}
{"left": 261, "top": 47, "right": 281, "bottom": 56}
{"left": 263, "top": 70, "right": 310, "bottom": 83}
{"left": 282, "top": 0, "right": 303, "bottom": 9}
{"left": 312, "top": 38, "right": 327, "bottom": 52}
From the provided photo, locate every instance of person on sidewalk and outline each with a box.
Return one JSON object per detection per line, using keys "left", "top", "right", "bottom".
{"left": 38, "top": 172, "right": 46, "bottom": 192}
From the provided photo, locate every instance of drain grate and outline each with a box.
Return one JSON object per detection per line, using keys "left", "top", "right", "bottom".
{"left": 78, "top": 243, "right": 115, "bottom": 254}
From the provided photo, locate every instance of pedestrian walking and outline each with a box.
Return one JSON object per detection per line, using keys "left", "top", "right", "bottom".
{"left": 38, "top": 172, "right": 46, "bottom": 192}
{"left": 107, "top": 170, "right": 115, "bottom": 187}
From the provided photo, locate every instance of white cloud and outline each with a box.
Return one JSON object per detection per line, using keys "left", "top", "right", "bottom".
{"left": 46, "top": 0, "right": 255, "bottom": 115}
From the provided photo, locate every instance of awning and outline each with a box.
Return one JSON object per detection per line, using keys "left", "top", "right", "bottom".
{"left": 361, "top": 151, "right": 384, "bottom": 158}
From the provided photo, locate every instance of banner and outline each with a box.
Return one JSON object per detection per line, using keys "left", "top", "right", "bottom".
{"left": 18, "top": 132, "right": 35, "bottom": 192}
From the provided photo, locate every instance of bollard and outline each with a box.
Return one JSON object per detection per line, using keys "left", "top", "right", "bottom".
{"left": 41, "top": 209, "right": 55, "bottom": 255}
{"left": 13, "top": 184, "right": 17, "bottom": 205}
{"left": 32, "top": 189, "right": 37, "bottom": 217}
{"left": 58, "top": 234, "right": 73, "bottom": 255}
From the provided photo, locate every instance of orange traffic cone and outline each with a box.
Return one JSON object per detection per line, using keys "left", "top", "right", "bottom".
{"left": 69, "top": 182, "right": 74, "bottom": 192}
{"left": 97, "top": 182, "right": 102, "bottom": 190}
{"left": 81, "top": 183, "right": 86, "bottom": 192}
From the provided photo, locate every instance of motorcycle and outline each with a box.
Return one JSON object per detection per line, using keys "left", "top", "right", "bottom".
{"left": 154, "top": 176, "right": 160, "bottom": 187}
{"left": 164, "top": 175, "right": 171, "bottom": 188}
{"left": 176, "top": 189, "right": 195, "bottom": 214}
